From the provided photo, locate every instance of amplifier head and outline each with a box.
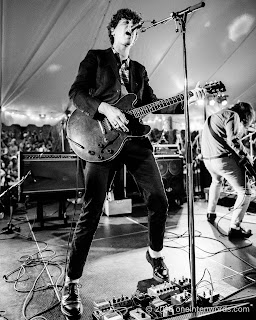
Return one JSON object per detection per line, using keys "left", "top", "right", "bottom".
{"left": 153, "top": 144, "right": 179, "bottom": 156}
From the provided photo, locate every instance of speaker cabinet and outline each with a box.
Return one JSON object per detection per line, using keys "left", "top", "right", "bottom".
{"left": 19, "top": 152, "right": 84, "bottom": 195}
{"left": 155, "top": 156, "right": 185, "bottom": 205}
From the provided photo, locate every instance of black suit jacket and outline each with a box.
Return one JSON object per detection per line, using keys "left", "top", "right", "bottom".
{"left": 69, "top": 48, "right": 183, "bottom": 118}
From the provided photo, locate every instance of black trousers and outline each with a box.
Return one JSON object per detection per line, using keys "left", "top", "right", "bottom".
{"left": 67, "top": 138, "right": 169, "bottom": 280}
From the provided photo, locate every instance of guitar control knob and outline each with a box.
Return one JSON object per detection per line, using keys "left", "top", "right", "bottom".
{"left": 98, "top": 143, "right": 104, "bottom": 148}
{"left": 98, "top": 155, "right": 104, "bottom": 160}
{"left": 88, "top": 150, "right": 95, "bottom": 155}
{"left": 107, "top": 149, "right": 114, "bottom": 154}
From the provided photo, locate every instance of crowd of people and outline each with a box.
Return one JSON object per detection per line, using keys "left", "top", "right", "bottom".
{"left": 0, "top": 123, "right": 216, "bottom": 192}
{"left": 0, "top": 126, "right": 58, "bottom": 188}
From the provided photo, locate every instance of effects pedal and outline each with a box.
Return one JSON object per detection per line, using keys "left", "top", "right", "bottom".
{"left": 103, "top": 311, "right": 123, "bottom": 320}
{"left": 170, "top": 291, "right": 191, "bottom": 305}
{"left": 93, "top": 298, "right": 111, "bottom": 312}
{"left": 147, "top": 282, "right": 180, "bottom": 299}
{"left": 161, "top": 305, "right": 175, "bottom": 317}
{"left": 197, "top": 289, "right": 220, "bottom": 306}
{"left": 110, "top": 295, "right": 133, "bottom": 308}
{"left": 149, "top": 297, "right": 168, "bottom": 312}
{"left": 129, "top": 308, "right": 151, "bottom": 320}
{"left": 92, "top": 310, "right": 104, "bottom": 320}
{"left": 171, "top": 276, "right": 191, "bottom": 292}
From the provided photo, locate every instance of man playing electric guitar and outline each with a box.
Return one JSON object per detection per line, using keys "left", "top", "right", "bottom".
{"left": 61, "top": 8, "right": 206, "bottom": 319}
{"left": 202, "top": 102, "right": 255, "bottom": 240}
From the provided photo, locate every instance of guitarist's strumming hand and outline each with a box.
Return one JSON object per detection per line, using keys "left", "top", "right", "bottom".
{"left": 188, "top": 82, "right": 207, "bottom": 104}
{"left": 98, "top": 101, "right": 129, "bottom": 132}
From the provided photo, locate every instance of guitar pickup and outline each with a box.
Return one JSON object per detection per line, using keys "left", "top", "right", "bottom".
{"left": 98, "top": 120, "right": 106, "bottom": 134}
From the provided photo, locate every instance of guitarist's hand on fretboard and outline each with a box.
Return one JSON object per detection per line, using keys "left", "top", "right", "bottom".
{"left": 188, "top": 81, "right": 207, "bottom": 104}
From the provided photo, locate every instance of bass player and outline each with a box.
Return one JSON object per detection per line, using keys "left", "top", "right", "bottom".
{"left": 202, "top": 101, "right": 255, "bottom": 240}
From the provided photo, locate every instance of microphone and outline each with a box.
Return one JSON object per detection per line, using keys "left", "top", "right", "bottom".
{"left": 176, "top": 1, "right": 205, "bottom": 16}
{"left": 131, "top": 21, "right": 144, "bottom": 33}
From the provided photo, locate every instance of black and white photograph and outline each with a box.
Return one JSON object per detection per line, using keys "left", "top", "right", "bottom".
{"left": 1, "top": 1, "right": 256, "bottom": 319}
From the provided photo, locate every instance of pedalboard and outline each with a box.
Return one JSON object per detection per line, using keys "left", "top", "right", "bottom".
{"left": 92, "top": 276, "right": 221, "bottom": 320}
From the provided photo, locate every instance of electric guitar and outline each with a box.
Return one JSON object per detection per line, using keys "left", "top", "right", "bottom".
{"left": 67, "top": 81, "right": 225, "bottom": 162}
{"left": 233, "top": 152, "right": 256, "bottom": 181}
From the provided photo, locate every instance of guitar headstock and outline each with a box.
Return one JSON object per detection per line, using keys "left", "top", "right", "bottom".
{"left": 204, "top": 81, "right": 226, "bottom": 95}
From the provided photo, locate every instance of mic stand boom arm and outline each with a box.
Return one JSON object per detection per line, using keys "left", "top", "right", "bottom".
{"left": 140, "top": 2, "right": 205, "bottom": 314}
{"left": 141, "top": 1, "right": 205, "bottom": 32}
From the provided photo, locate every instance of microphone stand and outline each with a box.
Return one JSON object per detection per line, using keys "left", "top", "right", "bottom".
{"left": 0, "top": 171, "right": 31, "bottom": 239}
{"left": 141, "top": 2, "right": 205, "bottom": 313}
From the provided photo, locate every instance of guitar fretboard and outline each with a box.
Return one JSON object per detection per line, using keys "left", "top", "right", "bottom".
{"left": 127, "top": 91, "right": 193, "bottom": 119}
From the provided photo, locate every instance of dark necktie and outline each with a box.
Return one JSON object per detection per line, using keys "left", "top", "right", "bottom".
{"left": 119, "top": 60, "right": 129, "bottom": 95}
{"left": 120, "top": 61, "right": 129, "bottom": 86}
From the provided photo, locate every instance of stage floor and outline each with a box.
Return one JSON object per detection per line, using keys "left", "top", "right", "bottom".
{"left": 1, "top": 197, "right": 256, "bottom": 319}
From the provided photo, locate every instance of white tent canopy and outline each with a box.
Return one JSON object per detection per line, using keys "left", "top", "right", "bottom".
{"left": 1, "top": 0, "right": 256, "bottom": 127}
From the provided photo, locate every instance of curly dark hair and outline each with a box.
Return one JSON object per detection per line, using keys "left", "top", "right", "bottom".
{"left": 230, "top": 101, "right": 255, "bottom": 127}
{"left": 107, "top": 8, "right": 142, "bottom": 45}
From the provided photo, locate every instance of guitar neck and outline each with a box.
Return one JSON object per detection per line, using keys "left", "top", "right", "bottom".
{"left": 127, "top": 91, "right": 193, "bottom": 119}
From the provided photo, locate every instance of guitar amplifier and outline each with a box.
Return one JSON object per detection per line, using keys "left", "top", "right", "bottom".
{"left": 18, "top": 152, "right": 84, "bottom": 195}
{"left": 153, "top": 144, "right": 180, "bottom": 156}
{"left": 155, "top": 155, "right": 185, "bottom": 205}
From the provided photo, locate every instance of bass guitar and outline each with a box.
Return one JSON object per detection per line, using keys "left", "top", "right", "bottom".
{"left": 67, "top": 81, "right": 225, "bottom": 162}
